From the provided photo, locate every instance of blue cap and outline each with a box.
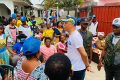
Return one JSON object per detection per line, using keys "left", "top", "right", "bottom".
{"left": 11, "top": 13, "right": 16, "bottom": 19}
{"left": 22, "top": 37, "right": 41, "bottom": 56}
{"left": 21, "top": 16, "right": 27, "bottom": 22}
{"left": 92, "top": 15, "right": 96, "bottom": 19}
{"left": 62, "top": 18, "right": 75, "bottom": 25}
{"left": 77, "top": 18, "right": 81, "bottom": 22}
{"left": 31, "top": 20, "right": 36, "bottom": 23}
{"left": 66, "top": 16, "right": 77, "bottom": 25}
{"left": 80, "top": 18, "right": 89, "bottom": 23}
{"left": 49, "top": 16, "right": 55, "bottom": 19}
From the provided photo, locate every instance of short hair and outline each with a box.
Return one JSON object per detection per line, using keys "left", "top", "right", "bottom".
{"left": 44, "top": 37, "right": 51, "bottom": 43}
{"left": 8, "top": 17, "right": 14, "bottom": 24}
{"left": 17, "top": 34, "right": 27, "bottom": 40}
{"left": 45, "top": 53, "right": 72, "bottom": 80}
{"left": 25, "top": 51, "right": 38, "bottom": 60}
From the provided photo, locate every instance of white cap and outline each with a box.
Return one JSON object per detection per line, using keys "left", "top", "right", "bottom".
{"left": 112, "top": 18, "right": 120, "bottom": 27}
{"left": 98, "top": 32, "right": 104, "bottom": 36}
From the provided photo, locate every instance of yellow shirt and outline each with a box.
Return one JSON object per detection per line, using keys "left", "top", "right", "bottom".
{"left": 16, "top": 20, "right": 28, "bottom": 28}
{"left": 43, "top": 28, "right": 54, "bottom": 38}
{"left": 16, "top": 20, "right": 22, "bottom": 28}
{"left": 58, "top": 28, "right": 63, "bottom": 33}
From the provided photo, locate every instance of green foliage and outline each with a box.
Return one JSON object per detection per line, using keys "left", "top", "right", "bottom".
{"left": 44, "top": 0, "right": 84, "bottom": 9}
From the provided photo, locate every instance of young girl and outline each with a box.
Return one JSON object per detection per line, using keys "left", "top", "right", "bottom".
{"left": 56, "top": 34, "right": 67, "bottom": 54}
{"left": 35, "top": 29, "right": 43, "bottom": 40}
{"left": 0, "top": 24, "right": 10, "bottom": 65}
{"left": 5, "top": 17, "right": 17, "bottom": 49}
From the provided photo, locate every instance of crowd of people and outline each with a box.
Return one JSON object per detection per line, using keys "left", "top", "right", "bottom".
{"left": 0, "top": 12, "right": 120, "bottom": 80}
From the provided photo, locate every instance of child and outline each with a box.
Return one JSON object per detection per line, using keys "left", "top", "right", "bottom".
{"left": 35, "top": 29, "right": 43, "bottom": 40}
{"left": 12, "top": 34, "right": 27, "bottom": 55}
{"left": 0, "top": 24, "right": 10, "bottom": 65}
{"left": 56, "top": 34, "right": 67, "bottom": 54}
{"left": 10, "top": 34, "right": 27, "bottom": 67}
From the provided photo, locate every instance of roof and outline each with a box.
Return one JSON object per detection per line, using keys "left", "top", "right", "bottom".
{"left": 13, "top": 0, "right": 32, "bottom": 6}
{"left": 30, "top": 0, "right": 44, "bottom": 5}
{"left": 104, "top": 2, "right": 120, "bottom": 6}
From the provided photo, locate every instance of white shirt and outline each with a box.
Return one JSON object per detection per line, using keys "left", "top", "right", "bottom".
{"left": 67, "top": 30, "right": 86, "bottom": 71}
{"left": 0, "top": 34, "right": 4, "bottom": 39}
{"left": 112, "top": 36, "right": 120, "bottom": 45}
{"left": 88, "top": 21, "right": 98, "bottom": 36}
{"left": 19, "top": 26, "right": 32, "bottom": 38}
{"left": 76, "top": 25, "right": 81, "bottom": 30}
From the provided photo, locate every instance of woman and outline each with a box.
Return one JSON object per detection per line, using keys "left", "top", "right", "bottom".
{"left": 53, "top": 21, "right": 65, "bottom": 44}
{"left": 5, "top": 17, "right": 17, "bottom": 49}
{"left": 56, "top": 34, "right": 67, "bottom": 54}
{"left": 15, "top": 37, "right": 47, "bottom": 80}
{"left": 0, "top": 24, "right": 10, "bottom": 65}
{"left": 57, "top": 21, "right": 65, "bottom": 34}
{"left": 40, "top": 37, "right": 57, "bottom": 61}
{"left": 92, "top": 32, "right": 105, "bottom": 54}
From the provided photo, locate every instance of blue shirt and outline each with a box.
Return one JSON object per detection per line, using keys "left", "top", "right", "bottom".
{"left": 13, "top": 42, "right": 23, "bottom": 54}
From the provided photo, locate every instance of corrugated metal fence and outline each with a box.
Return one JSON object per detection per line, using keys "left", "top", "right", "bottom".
{"left": 93, "top": 6, "right": 120, "bottom": 35}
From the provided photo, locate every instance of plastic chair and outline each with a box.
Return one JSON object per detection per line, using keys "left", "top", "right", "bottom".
{"left": 0, "top": 64, "right": 14, "bottom": 80}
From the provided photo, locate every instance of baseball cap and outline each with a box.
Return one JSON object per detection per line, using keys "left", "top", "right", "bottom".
{"left": 92, "top": 15, "right": 96, "bottom": 19}
{"left": 62, "top": 18, "right": 75, "bottom": 25}
{"left": 22, "top": 37, "right": 41, "bottom": 56}
{"left": 80, "top": 18, "right": 89, "bottom": 23}
{"left": 21, "top": 16, "right": 27, "bottom": 22}
{"left": 11, "top": 13, "right": 17, "bottom": 19}
{"left": 98, "top": 32, "right": 104, "bottom": 36}
{"left": 49, "top": 16, "right": 55, "bottom": 19}
{"left": 31, "top": 20, "right": 36, "bottom": 23}
{"left": 112, "top": 18, "right": 120, "bottom": 27}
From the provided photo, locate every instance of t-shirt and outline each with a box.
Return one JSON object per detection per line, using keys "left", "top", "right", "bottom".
{"left": 12, "top": 42, "right": 23, "bottom": 54}
{"left": 76, "top": 25, "right": 81, "bottom": 30}
{"left": 88, "top": 22, "right": 98, "bottom": 36}
{"left": 16, "top": 20, "right": 22, "bottom": 28}
{"left": 10, "top": 28, "right": 17, "bottom": 41}
{"left": 112, "top": 35, "right": 120, "bottom": 45}
{"left": 40, "top": 45, "right": 57, "bottom": 61}
{"left": 67, "top": 30, "right": 85, "bottom": 71}
{"left": 19, "top": 26, "right": 32, "bottom": 38}
{"left": 42, "top": 28, "right": 54, "bottom": 38}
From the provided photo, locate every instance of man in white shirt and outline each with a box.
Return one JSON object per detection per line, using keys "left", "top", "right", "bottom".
{"left": 88, "top": 15, "right": 98, "bottom": 36}
{"left": 62, "top": 18, "right": 91, "bottom": 80}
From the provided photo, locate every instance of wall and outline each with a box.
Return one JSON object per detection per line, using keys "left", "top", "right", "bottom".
{"left": 0, "top": 4, "right": 10, "bottom": 18}
{"left": 0, "top": 0, "right": 14, "bottom": 14}
{"left": 60, "top": 10, "right": 75, "bottom": 19}
{"left": 33, "top": 9, "right": 38, "bottom": 17}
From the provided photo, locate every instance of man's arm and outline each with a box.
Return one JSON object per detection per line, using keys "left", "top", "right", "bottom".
{"left": 77, "top": 47, "right": 91, "bottom": 71}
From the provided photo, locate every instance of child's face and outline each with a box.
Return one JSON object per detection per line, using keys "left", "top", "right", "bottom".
{"left": 61, "top": 36, "right": 65, "bottom": 42}
{"left": 58, "top": 22, "right": 62, "bottom": 27}
{"left": 0, "top": 26, "right": 3, "bottom": 34}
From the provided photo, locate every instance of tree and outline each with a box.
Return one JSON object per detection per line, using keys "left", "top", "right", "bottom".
{"left": 44, "top": 0, "right": 57, "bottom": 10}
{"left": 44, "top": 0, "right": 85, "bottom": 16}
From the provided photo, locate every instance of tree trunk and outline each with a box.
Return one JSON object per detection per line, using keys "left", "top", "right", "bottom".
{"left": 67, "top": 9, "right": 69, "bottom": 15}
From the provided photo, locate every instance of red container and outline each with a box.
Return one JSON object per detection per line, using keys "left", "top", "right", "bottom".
{"left": 80, "top": 11, "right": 87, "bottom": 17}
{"left": 92, "top": 6, "right": 120, "bottom": 35}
